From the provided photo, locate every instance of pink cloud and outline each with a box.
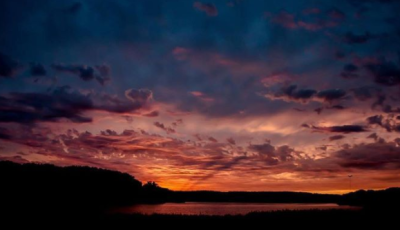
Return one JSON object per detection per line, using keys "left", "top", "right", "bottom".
{"left": 270, "top": 11, "right": 297, "bottom": 29}
{"left": 172, "top": 46, "right": 276, "bottom": 79}
{"left": 172, "top": 47, "right": 191, "bottom": 61}
{"left": 190, "top": 91, "right": 215, "bottom": 102}
{"left": 193, "top": 2, "right": 218, "bottom": 17}
{"left": 267, "top": 10, "right": 342, "bottom": 31}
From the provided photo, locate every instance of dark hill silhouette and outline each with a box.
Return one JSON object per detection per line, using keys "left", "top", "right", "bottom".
{"left": 0, "top": 161, "right": 146, "bottom": 214}
{"left": 339, "top": 187, "right": 400, "bottom": 209}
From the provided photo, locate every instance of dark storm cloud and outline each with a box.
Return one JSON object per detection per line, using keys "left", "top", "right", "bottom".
{"left": 340, "top": 63, "right": 359, "bottom": 79}
{"left": 367, "top": 115, "right": 386, "bottom": 127}
{"left": 96, "top": 92, "right": 150, "bottom": 114}
{"left": 52, "top": 64, "right": 96, "bottom": 81}
{"left": 367, "top": 114, "right": 400, "bottom": 132}
{"left": 335, "top": 51, "right": 346, "bottom": 59}
{"left": 94, "top": 64, "right": 111, "bottom": 86}
{"left": 316, "top": 89, "right": 347, "bottom": 103}
{"left": 193, "top": 2, "right": 218, "bottom": 16}
{"left": 330, "top": 105, "right": 346, "bottom": 110}
{"left": 0, "top": 0, "right": 380, "bottom": 120}
{"left": 0, "top": 52, "right": 21, "bottom": 77}
{"left": 329, "top": 135, "right": 345, "bottom": 141}
{"left": 334, "top": 141, "right": 400, "bottom": 169}
{"left": 266, "top": 85, "right": 347, "bottom": 104}
{"left": 30, "top": 63, "right": 47, "bottom": 76}
{"left": 343, "top": 32, "right": 372, "bottom": 44}
{"left": 349, "top": 86, "right": 391, "bottom": 112}
{"left": 125, "top": 88, "right": 153, "bottom": 104}
{"left": 364, "top": 59, "right": 400, "bottom": 86}
{"left": 265, "top": 85, "right": 317, "bottom": 103}
{"left": 0, "top": 87, "right": 93, "bottom": 123}
{"left": 303, "top": 124, "right": 368, "bottom": 133}
{"left": 382, "top": 105, "right": 400, "bottom": 113}
{"left": 350, "top": 86, "right": 381, "bottom": 101}
{"left": 51, "top": 63, "right": 111, "bottom": 85}
{"left": 313, "top": 105, "right": 346, "bottom": 115}
{"left": 0, "top": 86, "right": 153, "bottom": 124}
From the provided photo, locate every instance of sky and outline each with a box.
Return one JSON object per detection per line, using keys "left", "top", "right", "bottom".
{"left": 1, "top": 0, "right": 400, "bottom": 194}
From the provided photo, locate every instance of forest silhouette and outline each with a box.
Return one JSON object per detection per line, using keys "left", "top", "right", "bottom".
{"left": 1, "top": 161, "right": 399, "bottom": 224}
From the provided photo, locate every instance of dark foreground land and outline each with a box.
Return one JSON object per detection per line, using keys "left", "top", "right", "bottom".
{"left": 5, "top": 209, "right": 398, "bottom": 227}
{"left": 0, "top": 161, "right": 399, "bottom": 226}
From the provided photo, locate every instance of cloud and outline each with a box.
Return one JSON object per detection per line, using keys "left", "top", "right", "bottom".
{"left": 94, "top": 64, "right": 111, "bottom": 86}
{"left": 382, "top": 105, "right": 400, "bottom": 113}
{"left": 52, "top": 64, "right": 95, "bottom": 81}
{"left": 343, "top": 32, "right": 372, "bottom": 44}
{"left": 316, "top": 89, "right": 347, "bottom": 103}
{"left": 208, "top": 137, "right": 218, "bottom": 143}
{"left": 52, "top": 63, "right": 111, "bottom": 85}
{"left": 350, "top": 86, "right": 381, "bottom": 101}
{"left": 366, "top": 133, "right": 386, "bottom": 143}
{"left": 0, "top": 126, "right": 253, "bottom": 184}
{"left": 364, "top": 59, "right": 400, "bottom": 86}
{"left": 172, "top": 47, "right": 191, "bottom": 61}
{"left": 190, "top": 91, "right": 215, "bottom": 102}
{"left": 0, "top": 52, "right": 22, "bottom": 77}
{"left": 303, "top": 124, "right": 368, "bottom": 133}
{"left": 367, "top": 114, "right": 400, "bottom": 132}
{"left": 341, "top": 63, "right": 359, "bottom": 79}
{"left": 329, "top": 135, "right": 345, "bottom": 141}
{"left": 269, "top": 11, "right": 297, "bottom": 29}
{"left": 143, "top": 111, "right": 159, "bottom": 117}
{"left": 154, "top": 122, "right": 176, "bottom": 134}
{"left": 30, "top": 63, "right": 47, "bottom": 76}
{"left": 193, "top": 2, "right": 218, "bottom": 16}
{"left": 0, "top": 87, "right": 93, "bottom": 124}
{"left": 248, "top": 142, "right": 295, "bottom": 165}
{"left": 265, "top": 85, "right": 317, "bottom": 103}
{"left": 302, "top": 8, "right": 320, "bottom": 15}
{"left": 125, "top": 88, "right": 153, "bottom": 105}
{"left": 227, "top": 137, "right": 236, "bottom": 145}
{"left": 0, "top": 127, "right": 11, "bottom": 140}
{"left": 0, "top": 86, "right": 153, "bottom": 124}
{"left": 314, "top": 105, "right": 346, "bottom": 115}
{"left": 265, "top": 85, "right": 346, "bottom": 104}
{"left": 334, "top": 141, "right": 400, "bottom": 169}
{"left": 268, "top": 9, "right": 343, "bottom": 31}
{"left": 367, "top": 133, "right": 379, "bottom": 141}
{"left": 328, "top": 8, "right": 346, "bottom": 20}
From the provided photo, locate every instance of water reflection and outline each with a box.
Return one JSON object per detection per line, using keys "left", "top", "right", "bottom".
{"left": 114, "top": 203, "right": 358, "bottom": 215}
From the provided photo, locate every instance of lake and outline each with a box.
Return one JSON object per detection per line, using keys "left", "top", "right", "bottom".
{"left": 113, "top": 203, "right": 358, "bottom": 215}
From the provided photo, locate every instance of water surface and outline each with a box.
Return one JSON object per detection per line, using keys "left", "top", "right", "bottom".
{"left": 114, "top": 202, "right": 357, "bottom": 215}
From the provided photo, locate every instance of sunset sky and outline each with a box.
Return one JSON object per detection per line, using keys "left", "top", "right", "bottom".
{"left": 1, "top": 0, "right": 400, "bottom": 193}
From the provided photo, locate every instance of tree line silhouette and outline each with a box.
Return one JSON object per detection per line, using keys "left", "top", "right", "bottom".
{"left": 1, "top": 160, "right": 399, "bottom": 217}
